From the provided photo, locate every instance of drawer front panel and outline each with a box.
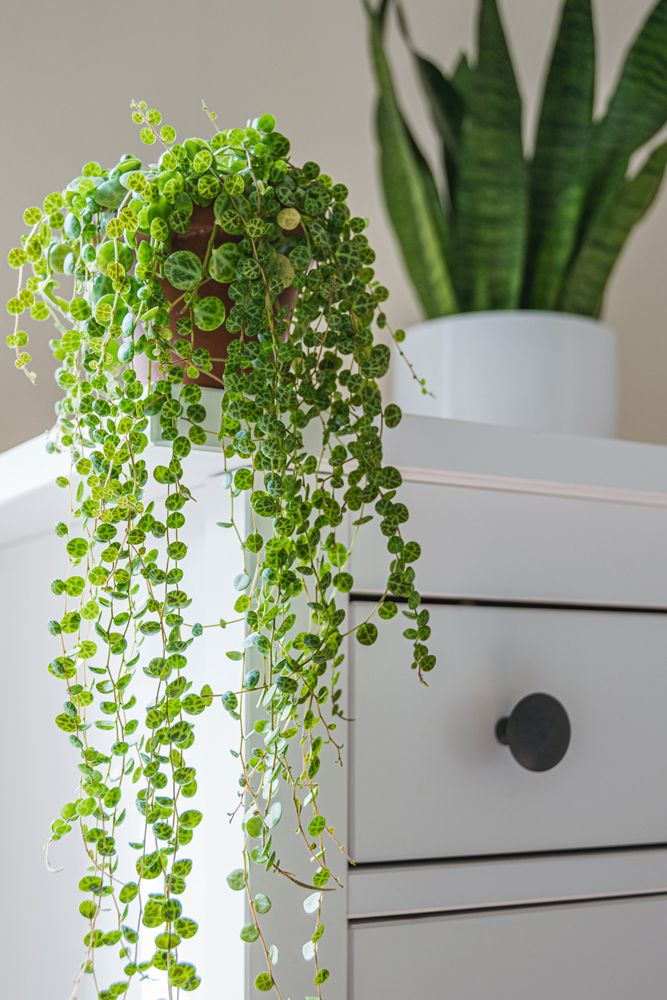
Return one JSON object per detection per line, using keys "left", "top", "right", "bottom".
{"left": 349, "top": 604, "right": 667, "bottom": 862}
{"left": 348, "top": 481, "right": 667, "bottom": 606}
{"left": 350, "top": 896, "right": 667, "bottom": 999}
{"left": 347, "top": 850, "right": 667, "bottom": 919}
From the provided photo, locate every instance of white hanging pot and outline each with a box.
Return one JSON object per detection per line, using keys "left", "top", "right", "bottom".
{"left": 391, "top": 310, "right": 618, "bottom": 437}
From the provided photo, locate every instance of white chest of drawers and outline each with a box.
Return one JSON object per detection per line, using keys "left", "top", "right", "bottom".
{"left": 2, "top": 413, "right": 667, "bottom": 998}
{"left": 344, "top": 417, "right": 667, "bottom": 1000}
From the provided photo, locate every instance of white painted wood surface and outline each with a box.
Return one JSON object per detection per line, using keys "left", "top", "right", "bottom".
{"left": 349, "top": 603, "right": 667, "bottom": 861}
{"left": 0, "top": 450, "right": 246, "bottom": 997}
{"left": 1, "top": 528, "right": 101, "bottom": 998}
{"left": 349, "top": 896, "right": 667, "bottom": 999}
{"left": 348, "top": 849, "right": 667, "bottom": 919}
{"left": 3, "top": 413, "right": 667, "bottom": 997}
{"left": 350, "top": 480, "right": 667, "bottom": 606}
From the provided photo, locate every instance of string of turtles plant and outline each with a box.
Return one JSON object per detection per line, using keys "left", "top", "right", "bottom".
{"left": 5, "top": 102, "right": 435, "bottom": 999}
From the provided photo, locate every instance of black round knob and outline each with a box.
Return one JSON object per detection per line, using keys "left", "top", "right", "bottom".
{"left": 495, "top": 693, "right": 570, "bottom": 772}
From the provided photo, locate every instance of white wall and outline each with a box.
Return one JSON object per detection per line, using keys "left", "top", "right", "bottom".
{"left": 0, "top": 0, "right": 665, "bottom": 447}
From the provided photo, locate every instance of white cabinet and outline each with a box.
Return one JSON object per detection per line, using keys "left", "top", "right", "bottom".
{"left": 346, "top": 417, "right": 667, "bottom": 998}
{"left": 0, "top": 447, "right": 246, "bottom": 999}
{"left": 349, "top": 604, "right": 667, "bottom": 861}
{"left": 350, "top": 478, "right": 667, "bottom": 607}
{"left": 2, "top": 413, "right": 667, "bottom": 997}
{"left": 350, "top": 896, "right": 667, "bottom": 999}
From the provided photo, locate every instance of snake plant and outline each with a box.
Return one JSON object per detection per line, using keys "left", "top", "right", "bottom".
{"left": 364, "top": 0, "right": 667, "bottom": 319}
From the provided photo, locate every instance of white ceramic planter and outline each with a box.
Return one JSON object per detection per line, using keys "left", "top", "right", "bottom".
{"left": 391, "top": 311, "right": 618, "bottom": 437}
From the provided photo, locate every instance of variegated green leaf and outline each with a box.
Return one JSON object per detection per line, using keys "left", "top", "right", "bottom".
{"left": 364, "top": 0, "right": 458, "bottom": 317}
{"left": 451, "top": 52, "right": 474, "bottom": 98}
{"left": 525, "top": 0, "right": 594, "bottom": 309}
{"left": 395, "top": 3, "right": 465, "bottom": 203}
{"left": 587, "top": 0, "right": 667, "bottom": 215}
{"left": 561, "top": 140, "right": 667, "bottom": 317}
{"left": 453, "top": 0, "right": 527, "bottom": 311}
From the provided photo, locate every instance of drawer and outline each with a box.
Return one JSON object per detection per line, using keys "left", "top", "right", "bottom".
{"left": 349, "top": 896, "right": 667, "bottom": 999}
{"left": 348, "top": 481, "right": 667, "bottom": 606}
{"left": 348, "top": 850, "right": 667, "bottom": 919}
{"left": 349, "top": 603, "right": 667, "bottom": 862}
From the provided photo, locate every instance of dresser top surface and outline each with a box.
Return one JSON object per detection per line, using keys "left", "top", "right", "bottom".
{"left": 384, "top": 415, "right": 667, "bottom": 495}
{"left": 2, "top": 407, "right": 667, "bottom": 517}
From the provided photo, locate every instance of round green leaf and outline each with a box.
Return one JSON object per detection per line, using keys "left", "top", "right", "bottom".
{"left": 209, "top": 243, "right": 241, "bottom": 283}
{"left": 356, "top": 622, "right": 378, "bottom": 646}
{"left": 194, "top": 295, "right": 226, "bottom": 331}
{"left": 254, "top": 893, "right": 272, "bottom": 915}
{"left": 266, "top": 802, "right": 282, "bottom": 830}
{"left": 164, "top": 250, "right": 203, "bottom": 290}
{"left": 245, "top": 815, "right": 264, "bottom": 839}
{"left": 180, "top": 809, "right": 203, "bottom": 830}
{"left": 227, "top": 869, "right": 246, "bottom": 891}
{"left": 307, "top": 816, "right": 326, "bottom": 838}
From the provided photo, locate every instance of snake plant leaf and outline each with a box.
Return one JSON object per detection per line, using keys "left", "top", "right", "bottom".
{"left": 524, "top": 0, "right": 595, "bottom": 310}
{"left": 394, "top": 3, "right": 465, "bottom": 203}
{"left": 411, "top": 60, "right": 464, "bottom": 155}
{"left": 561, "top": 140, "right": 667, "bottom": 317}
{"left": 364, "top": 0, "right": 458, "bottom": 318}
{"left": 449, "top": 55, "right": 475, "bottom": 210}
{"left": 375, "top": 101, "right": 456, "bottom": 317}
{"left": 406, "top": 56, "right": 464, "bottom": 206}
{"left": 453, "top": 0, "right": 528, "bottom": 311}
{"left": 587, "top": 0, "right": 667, "bottom": 216}
{"left": 452, "top": 53, "right": 474, "bottom": 98}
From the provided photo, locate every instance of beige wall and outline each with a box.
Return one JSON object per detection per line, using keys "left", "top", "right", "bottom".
{"left": 0, "top": 0, "right": 664, "bottom": 451}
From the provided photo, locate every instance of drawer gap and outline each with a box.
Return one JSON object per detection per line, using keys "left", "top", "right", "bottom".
{"left": 351, "top": 592, "right": 667, "bottom": 615}
{"left": 350, "top": 841, "right": 667, "bottom": 871}
{"left": 348, "top": 888, "right": 667, "bottom": 925}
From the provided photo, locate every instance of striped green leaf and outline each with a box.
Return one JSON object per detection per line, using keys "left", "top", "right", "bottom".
{"left": 561, "top": 140, "right": 667, "bottom": 317}
{"left": 452, "top": 53, "right": 474, "bottom": 98}
{"left": 453, "top": 0, "right": 528, "bottom": 311}
{"left": 587, "top": 0, "right": 667, "bottom": 217}
{"left": 395, "top": 3, "right": 465, "bottom": 203}
{"left": 449, "top": 56, "right": 475, "bottom": 210}
{"left": 524, "top": 0, "right": 594, "bottom": 310}
{"left": 364, "top": 0, "right": 457, "bottom": 318}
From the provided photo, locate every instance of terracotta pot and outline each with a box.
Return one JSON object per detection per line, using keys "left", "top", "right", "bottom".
{"left": 135, "top": 205, "right": 298, "bottom": 387}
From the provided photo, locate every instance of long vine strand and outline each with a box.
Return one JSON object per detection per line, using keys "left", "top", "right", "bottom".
{"left": 5, "top": 102, "right": 435, "bottom": 998}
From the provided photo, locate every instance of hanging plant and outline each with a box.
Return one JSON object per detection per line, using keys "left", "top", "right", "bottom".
{"left": 5, "top": 101, "right": 434, "bottom": 998}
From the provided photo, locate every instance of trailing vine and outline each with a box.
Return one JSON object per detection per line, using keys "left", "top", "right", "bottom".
{"left": 5, "top": 102, "right": 435, "bottom": 998}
